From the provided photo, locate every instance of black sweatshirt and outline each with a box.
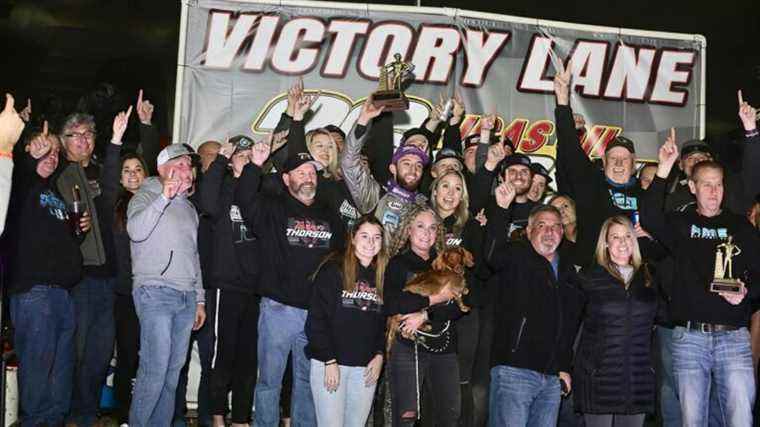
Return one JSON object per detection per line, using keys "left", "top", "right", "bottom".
{"left": 640, "top": 176, "right": 760, "bottom": 327}
{"left": 441, "top": 215, "right": 487, "bottom": 307}
{"left": 8, "top": 151, "right": 83, "bottom": 293}
{"left": 198, "top": 155, "right": 259, "bottom": 294}
{"left": 234, "top": 163, "right": 345, "bottom": 309}
{"left": 384, "top": 249, "right": 465, "bottom": 354}
{"left": 305, "top": 261, "right": 385, "bottom": 366}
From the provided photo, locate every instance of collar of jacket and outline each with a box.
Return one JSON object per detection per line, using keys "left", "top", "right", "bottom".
{"left": 383, "top": 179, "right": 418, "bottom": 204}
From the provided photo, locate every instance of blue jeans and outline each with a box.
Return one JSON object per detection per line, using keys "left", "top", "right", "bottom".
{"left": 68, "top": 276, "right": 116, "bottom": 426}
{"left": 488, "top": 365, "right": 561, "bottom": 427}
{"left": 655, "top": 326, "right": 682, "bottom": 427}
{"left": 174, "top": 288, "right": 215, "bottom": 427}
{"left": 672, "top": 326, "right": 755, "bottom": 427}
{"left": 130, "top": 286, "right": 197, "bottom": 427}
{"left": 310, "top": 360, "right": 376, "bottom": 427}
{"left": 254, "top": 297, "right": 315, "bottom": 427}
{"left": 10, "top": 285, "right": 76, "bottom": 427}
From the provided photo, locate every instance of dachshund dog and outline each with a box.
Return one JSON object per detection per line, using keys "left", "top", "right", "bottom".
{"left": 386, "top": 246, "right": 475, "bottom": 354}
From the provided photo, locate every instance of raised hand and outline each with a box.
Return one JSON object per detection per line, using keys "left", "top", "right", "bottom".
{"left": 553, "top": 59, "right": 572, "bottom": 106}
{"left": 656, "top": 128, "right": 679, "bottom": 178}
{"left": 293, "top": 90, "right": 320, "bottom": 121}
{"left": 218, "top": 141, "right": 235, "bottom": 159}
{"left": 111, "top": 105, "right": 133, "bottom": 145}
{"left": 250, "top": 137, "right": 272, "bottom": 167}
{"left": 162, "top": 168, "right": 182, "bottom": 199}
{"left": 26, "top": 121, "right": 54, "bottom": 159}
{"left": 270, "top": 129, "right": 290, "bottom": 152}
{"left": 450, "top": 91, "right": 465, "bottom": 124}
{"left": 484, "top": 141, "right": 507, "bottom": 172}
{"left": 357, "top": 96, "right": 385, "bottom": 126}
{"left": 495, "top": 180, "right": 517, "bottom": 210}
{"left": 0, "top": 94, "right": 26, "bottom": 153}
{"left": 286, "top": 78, "right": 304, "bottom": 117}
{"left": 738, "top": 90, "right": 757, "bottom": 132}
{"left": 19, "top": 98, "right": 31, "bottom": 123}
{"left": 136, "top": 89, "right": 154, "bottom": 126}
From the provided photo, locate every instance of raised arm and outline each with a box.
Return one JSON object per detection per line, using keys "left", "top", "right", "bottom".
{"left": 738, "top": 90, "right": 760, "bottom": 212}
{"left": 640, "top": 129, "right": 679, "bottom": 251}
{"left": 0, "top": 94, "right": 26, "bottom": 235}
{"left": 340, "top": 99, "right": 385, "bottom": 214}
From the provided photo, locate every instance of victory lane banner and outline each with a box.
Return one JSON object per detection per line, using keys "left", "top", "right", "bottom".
{"left": 174, "top": 0, "right": 706, "bottom": 179}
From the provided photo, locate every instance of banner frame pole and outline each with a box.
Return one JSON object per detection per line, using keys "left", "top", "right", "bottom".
{"left": 172, "top": 0, "right": 191, "bottom": 144}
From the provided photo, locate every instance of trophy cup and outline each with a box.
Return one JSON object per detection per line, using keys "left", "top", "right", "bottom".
{"left": 372, "top": 53, "right": 415, "bottom": 111}
{"left": 710, "top": 236, "right": 744, "bottom": 295}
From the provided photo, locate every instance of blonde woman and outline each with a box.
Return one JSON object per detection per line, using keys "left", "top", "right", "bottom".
{"left": 573, "top": 215, "right": 656, "bottom": 427}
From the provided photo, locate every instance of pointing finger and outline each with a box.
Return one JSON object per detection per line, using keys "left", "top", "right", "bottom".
{"left": 125, "top": 105, "right": 133, "bottom": 121}
{"left": 669, "top": 127, "right": 675, "bottom": 142}
{"left": 738, "top": 90, "right": 744, "bottom": 106}
{"left": 3, "top": 93, "right": 14, "bottom": 113}
{"left": 138, "top": 89, "right": 143, "bottom": 107}
{"left": 43, "top": 120, "right": 48, "bottom": 136}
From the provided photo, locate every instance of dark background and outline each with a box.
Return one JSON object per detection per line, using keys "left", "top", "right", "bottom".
{"left": 1, "top": 0, "right": 758, "bottom": 144}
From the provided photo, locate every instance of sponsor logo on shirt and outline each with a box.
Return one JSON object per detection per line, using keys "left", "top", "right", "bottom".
{"left": 230, "top": 204, "right": 255, "bottom": 243}
{"left": 690, "top": 225, "right": 728, "bottom": 240}
{"left": 609, "top": 190, "right": 638, "bottom": 211}
{"left": 39, "top": 190, "right": 68, "bottom": 221}
{"left": 286, "top": 218, "right": 332, "bottom": 248}
{"left": 445, "top": 233, "right": 462, "bottom": 247}
{"left": 341, "top": 280, "right": 382, "bottom": 312}
{"left": 339, "top": 199, "right": 359, "bottom": 221}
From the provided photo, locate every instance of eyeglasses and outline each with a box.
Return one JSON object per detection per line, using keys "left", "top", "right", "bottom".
{"left": 64, "top": 130, "right": 96, "bottom": 140}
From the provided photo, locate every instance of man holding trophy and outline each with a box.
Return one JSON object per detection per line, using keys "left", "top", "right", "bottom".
{"left": 640, "top": 128, "right": 760, "bottom": 426}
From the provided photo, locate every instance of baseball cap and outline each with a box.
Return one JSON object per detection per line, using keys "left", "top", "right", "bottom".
{"left": 433, "top": 148, "right": 463, "bottom": 166}
{"left": 402, "top": 127, "right": 433, "bottom": 146}
{"left": 530, "top": 163, "right": 553, "bottom": 184}
{"left": 605, "top": 136, "right": 636, "bottom": 154}
{"left": 323, "top": 125, "right": 345, "bottom": 140}
{"left": 499, "top": 153, "right": 532, "bottom": 173}
{"left": 229, "top": 135, "right": 255, "bottom": 154}
{"left": 391, "top": 144, "right": 430, "bottom": 166}
{"left": 680, "top": 139, "right": 713, "bottom": 159}
{"left": 157, "top": 144, "right": 199, "bottom": 167}
{"left": 282, "top": 152, "right": 320, "bottom": 173}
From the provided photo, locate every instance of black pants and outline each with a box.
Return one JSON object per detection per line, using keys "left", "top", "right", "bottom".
{"left": 470, "top": 305, "right": 494, "bottom": 427}
{"left": 114, "top": 293, "right": 140, "bottom": 424}
{"left": 456, "top": 309, "right": 480, "bottom": 427}
{"left": 390, "top": 340, "right": 461, "bottom": 427}
{"left": 208, "top": 289, "right": 260, "bottom": 423}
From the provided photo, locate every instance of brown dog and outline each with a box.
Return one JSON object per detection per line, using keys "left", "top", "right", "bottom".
{"left": 386, "top": 246, "right": 475, "bottom": 354}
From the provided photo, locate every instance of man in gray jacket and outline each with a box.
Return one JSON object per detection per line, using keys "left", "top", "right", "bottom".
{"left": 341, "top": 99, "right": 429, "bottom": 242}
{"left": 127, "top": 144, "right": 206, "bottom": 427}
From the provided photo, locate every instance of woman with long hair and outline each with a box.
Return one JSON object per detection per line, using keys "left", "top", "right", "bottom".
{"left": 549, "top": 194, "right": 577, "bottom": 243}
{"left": 429, "top": 170, "right": 485, "bottom": 425}
{"left": 305, "top": 215, "right": 389, "bottom": 426}
{"left": 385, "top": 203, "right": 464, "bottom": 426}
{"left": 574, "top": 215, "right": 657, "bottom": 427}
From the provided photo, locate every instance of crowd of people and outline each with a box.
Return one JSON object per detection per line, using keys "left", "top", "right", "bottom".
{"left": 0, "top": 62, "right": 759, "bottom": 427}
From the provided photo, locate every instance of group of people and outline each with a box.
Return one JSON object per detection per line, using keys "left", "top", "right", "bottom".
{"left": 0, "top": 62, "right": 759, "bottom": 427}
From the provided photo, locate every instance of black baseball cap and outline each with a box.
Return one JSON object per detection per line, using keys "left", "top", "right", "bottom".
{"left": 499, "top": 153, "right": 531, "bottom": 173}
{"left": 680, "top": 139, "right": 713, "bottom": 159}
{"left": 402, "top": 127, "right": 433, "bottom": 146}
{"left": 229, "top": 135, "right": 255, "bottom": 154}
{"left": 433, "top": 148, "right": 463, "bottom": 166}
{"left": 323, "top": 125, "right": 345, "bottom": 140}
{"left": 282, "top": 152, "right": 320, "bottom": 173}
{"left": 530, "top": 163, "right": 553, "bottom": 184}
{"left": 605, "top": 136, "right": 636, "bottom": 154}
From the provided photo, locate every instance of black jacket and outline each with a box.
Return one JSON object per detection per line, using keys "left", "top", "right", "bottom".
{"left": 442, "top": 215, "right": 487, "bottom": 307}
{"left": 199, "top": 155, "right": 259, "bottom": 294}
{"left": 234, "top": 163, "right": 345, "bottom": 309}
{"left": 486, "top": 240, "right": 583, "bottom": 375}
{"left": 574, "top": 265, "right": 657, "bottom": 414}
{"left": 305, "top": 260, "right": 385, "bottom": 366}
{"left": 641, "top": 176, "right": 760, "bottom": 327}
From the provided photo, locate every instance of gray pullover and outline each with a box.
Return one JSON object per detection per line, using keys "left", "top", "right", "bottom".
{"left": 127, "top": 177, "right": 204, "bottom": 302}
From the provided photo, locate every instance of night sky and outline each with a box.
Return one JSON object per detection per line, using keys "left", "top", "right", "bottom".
{"left": 1, "top": 0, "right": 758, "bottom": 143}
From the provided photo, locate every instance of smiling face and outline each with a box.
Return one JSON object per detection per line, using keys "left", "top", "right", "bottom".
{"left": 408, "top": 210, "right": 438, "bottom": 256}
{"left": 527, "top": 174, "right": 547, "bottom": 202}
{"left": 284, "top": 162, "right": 318, "bottom": 203}
{"left": 431, "top": 158, "right": 463, "bottom": 179}
{"left": 404, "top": 134, "right": 428, "bottom": 153}
{"left": 603, "top": 146, "right": 636, "bottom": 185}
{"left": 390, "top": 154, "right": 424, "bottom": 192}
{"left": 36, "top": 138, "right": 61, "bottom": 178}
{"left": 549, "top": 195, "right": 576, "bottom": 226}
{"left": 433, "top": 173, "right": 464, "bottom": 218}
{"left": 61, "top": 123, "right": 96, "bottom": 163}
{"left": 121, "top": 157, "right": 146, "bottom": 193}
{"left": 680, "top": 151, "right": 712, "bottom": 178}
{"left": 308, "top": 133, "right": 334, "bottom": 167}
{"left": 606, "top": 223, "right": 634, "bottom": 267}
{"left": 353, "top": 222, "right": 384, "bottom": 265}
{"left": 503, "top": 164, "right": 532, "bottom": 195}
{"left": 526, "top": 210, "right": 563, "bottom": 259}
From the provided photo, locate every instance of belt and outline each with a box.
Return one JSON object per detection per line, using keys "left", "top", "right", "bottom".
{"left": 676, "top": 321, "right": 740, "bottom": 333}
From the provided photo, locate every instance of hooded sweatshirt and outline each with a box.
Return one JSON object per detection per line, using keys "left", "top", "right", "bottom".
{"left": 127, "top": 176, "right": 204, "bottom": 302}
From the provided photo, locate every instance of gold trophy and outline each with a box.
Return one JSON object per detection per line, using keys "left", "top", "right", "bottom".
{"left": 710, "top": 236, "right": 744, "bottom": 295}
{"left": 372, "top": 53, "right": 415, "bottom": 111}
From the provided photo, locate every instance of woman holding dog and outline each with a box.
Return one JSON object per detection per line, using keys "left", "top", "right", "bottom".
{"left": 305, "top": 215, "right": 388, "bottom": 427}
{"left": 573, "top": 215, "right": 657, "bottom": 427}
{"left": 386, "top": 203, "right": 466, "bottom": 427}
{"left": 429, "top": 170, "right": 486, "bottom": 427}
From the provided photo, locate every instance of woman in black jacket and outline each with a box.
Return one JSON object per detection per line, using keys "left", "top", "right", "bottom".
{"left": 385, "top": 203, "right": 464, "bottom": 427}
{"left": 574, "top": 215, "right": 657, "bottom": 427}
{"left": 305, "top": 215, "right": 388, "bottom": 427}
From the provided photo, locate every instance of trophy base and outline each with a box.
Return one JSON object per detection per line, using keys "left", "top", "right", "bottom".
{"left": 710, "top": 279, "right": 744, "bottom": 295}
{"left": 372, "top": 90, "right": 410, "bottom": 111}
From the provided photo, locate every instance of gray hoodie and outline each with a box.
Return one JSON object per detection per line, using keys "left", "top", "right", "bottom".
{"left": 127, "top": 177, "right": 204, "bottom": 302}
